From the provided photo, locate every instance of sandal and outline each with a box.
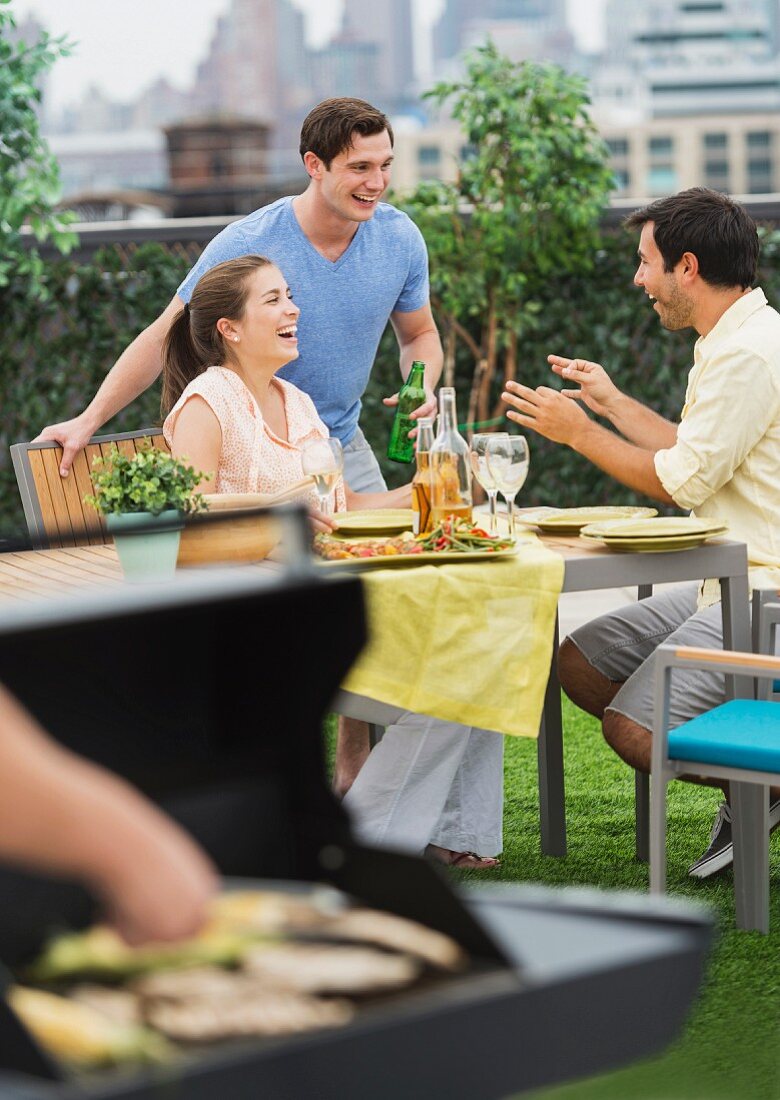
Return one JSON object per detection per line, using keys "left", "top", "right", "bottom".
{"left": 425, "top": 845, "right": 501, "bottom": 870}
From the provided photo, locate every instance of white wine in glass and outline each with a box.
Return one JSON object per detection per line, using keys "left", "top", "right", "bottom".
{"left": 469, "top": 432, "right": 509, "bottom": 535}
{"left": 485, "top": 435, "right": 530, "bottom": 537}
{"left": 301, "top": 437, "right": 343, "bottom": 516}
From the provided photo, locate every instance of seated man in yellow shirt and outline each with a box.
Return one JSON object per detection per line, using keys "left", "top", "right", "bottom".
{"left": 501, "top": 186, "right": 780, "bottom": 879}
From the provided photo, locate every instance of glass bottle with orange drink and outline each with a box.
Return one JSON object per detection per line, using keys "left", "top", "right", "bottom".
{"left": 411, "top": 416, "right": 435, "bottom": 535}
{"left": 429, "top": 387, "right": 472, "bottom": 525}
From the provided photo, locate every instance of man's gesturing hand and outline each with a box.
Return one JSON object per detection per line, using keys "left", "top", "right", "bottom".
{"left": 547, "top": 355, "right": 621, "bottom": 419}
{"left": 501, "top": 381, "right": 590, "bottom": 446}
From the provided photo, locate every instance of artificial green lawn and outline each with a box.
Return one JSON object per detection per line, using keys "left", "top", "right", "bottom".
{"left": 326, "top": 700, "right": 780, "bottom": 1100}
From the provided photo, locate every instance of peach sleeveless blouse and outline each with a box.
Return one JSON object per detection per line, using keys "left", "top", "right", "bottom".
{"left": 162, "top": 367, "right": 347, "bottom": 511}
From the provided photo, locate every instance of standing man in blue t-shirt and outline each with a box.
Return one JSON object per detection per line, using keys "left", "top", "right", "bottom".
{"left": 36, "top": 96, "right": 443, "bottom": 795}
{"left": 37, "top": 97, "right": 441, "bottom": 492}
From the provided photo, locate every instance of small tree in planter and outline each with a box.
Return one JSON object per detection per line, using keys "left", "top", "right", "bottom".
{"left": 85, "top": 442, "right": 209, "bottom": 581}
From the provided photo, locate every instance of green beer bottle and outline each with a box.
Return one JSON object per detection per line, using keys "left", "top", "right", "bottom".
{"left": 386, "top": 360, "right": 427, "bottom": 464}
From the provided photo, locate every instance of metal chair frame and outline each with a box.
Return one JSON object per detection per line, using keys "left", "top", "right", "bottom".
{"left": 650, "top": 601, "right": 780, "bottom": 933}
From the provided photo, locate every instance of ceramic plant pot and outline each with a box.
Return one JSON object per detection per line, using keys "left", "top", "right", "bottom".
{"left": 106, "top": 509, "right": 183, "bottom": 583}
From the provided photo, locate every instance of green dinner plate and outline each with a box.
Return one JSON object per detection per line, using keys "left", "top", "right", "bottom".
{"left": 516, "top": 506, "right": 658, "bottom": 533}
{"left": 331, "top": 509, "right": 415, "bottom": 536}
{"left": 578, "top": 532, "right": 726, "bottom": 553}
{"left": 580, "top": 516, "right": 728, "bottom": 540}
{"left": 315, "top": 546, "right": 518, "bottom": 569}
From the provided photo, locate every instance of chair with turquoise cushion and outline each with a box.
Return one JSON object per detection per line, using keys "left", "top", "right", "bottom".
{"left": 650, "top": 601, "right": 780, "bottom": 933}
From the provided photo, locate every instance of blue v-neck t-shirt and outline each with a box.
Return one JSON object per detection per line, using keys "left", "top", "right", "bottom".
{"left": 176, "top": 197, "right": 430, "bottom": 446}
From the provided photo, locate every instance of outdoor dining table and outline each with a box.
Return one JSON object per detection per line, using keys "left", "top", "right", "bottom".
{"left": 0, "top": 525, "right": 751, "bottom": 862}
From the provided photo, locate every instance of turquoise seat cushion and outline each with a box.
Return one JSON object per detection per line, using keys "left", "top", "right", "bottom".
{"left": 668, "top": 700, "right": 780, "bottom": 772}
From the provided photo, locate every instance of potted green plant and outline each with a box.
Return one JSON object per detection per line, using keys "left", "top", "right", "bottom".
{"left": 85, "top": 442, "right": 209, "bottom": 582}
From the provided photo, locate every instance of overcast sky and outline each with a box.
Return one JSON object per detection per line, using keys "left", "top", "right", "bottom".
{"left": 12, "top": 0, "right": 606, "bottom": 110}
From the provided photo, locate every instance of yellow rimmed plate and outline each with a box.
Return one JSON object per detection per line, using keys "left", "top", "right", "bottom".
{"left": 331, "top": 509, "right": 415, "bottom": 537}
{"left": 579, "top": 515, "right": 728, "bottom": 552}
{"left": 515, "top": 505, "right": 658, "bottom": 533}
{"left": 315, "top": 546, "right": 518, "bottom": 569}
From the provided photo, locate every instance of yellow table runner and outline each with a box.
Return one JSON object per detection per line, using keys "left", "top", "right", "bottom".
{"left": 340, "top": 533, "right": 564, "bottom": 738}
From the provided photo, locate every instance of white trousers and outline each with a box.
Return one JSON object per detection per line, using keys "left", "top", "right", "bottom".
{"left": 341, "top": 712, "right": 504, "bottom": 857}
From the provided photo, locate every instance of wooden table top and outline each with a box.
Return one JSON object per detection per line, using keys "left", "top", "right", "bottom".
{"left": 0, "top": 545, "right": 123, "bottom": 602}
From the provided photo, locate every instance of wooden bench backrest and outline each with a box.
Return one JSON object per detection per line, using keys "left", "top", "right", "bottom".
{"left": 10, "top": 430, "right": 169, "bottom": 548}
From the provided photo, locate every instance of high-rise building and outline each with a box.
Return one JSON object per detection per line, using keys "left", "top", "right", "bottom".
{"left": 432, "top": 0, "right": 570, "bottom": 66}
{"left": 308, "top": 37, "right": 383, "bottom": 108}
{"left": 595, "top": 0, "right": 780, "bottom": 117}
{"left": 193, "top": 0, "right": 309, "bottom": 143}
{"left": 341, "top": 0, "right": 415, "bottom": 108}
{"left": 589, "top": 1, "right": 780, "bottom": 198}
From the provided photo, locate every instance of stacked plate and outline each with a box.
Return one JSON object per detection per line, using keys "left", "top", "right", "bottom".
{"left": 516, "top": 505, "right": 658, "bottom": 534}
{"left": 579, "top": 515, "right": 729, "bottom": 553}
{"left": 331, "top": 509, "right": 414, "bottom": 537}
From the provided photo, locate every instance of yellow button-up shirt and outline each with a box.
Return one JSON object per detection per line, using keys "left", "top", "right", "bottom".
{"left": 654, "top": 287, "right": 780, "bottom": 604}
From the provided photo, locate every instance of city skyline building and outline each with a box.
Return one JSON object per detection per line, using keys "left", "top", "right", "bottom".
{"left": 341, "top": 0, "right": 415, "bottom": 109}
{"left": 594, "top": 0, "right": 780, "bottom": 118}
{"left": 432, "top": 0, "right": 570, "bottom": 65}
{"left": 587, "top": 0, "right": 780, "bottom": 198}
{"left": 192, "top": 0, "right": 309, "bottom": 136}
{"left": 307, "top": 37, "right": 383, "bottom": 110}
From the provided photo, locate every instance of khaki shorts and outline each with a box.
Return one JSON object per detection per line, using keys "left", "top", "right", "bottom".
{"left": 568, "top": 583, "right": 729, "bottom": 732}
{"left": 343, "top": 426, "right": 387, "bottom": 493}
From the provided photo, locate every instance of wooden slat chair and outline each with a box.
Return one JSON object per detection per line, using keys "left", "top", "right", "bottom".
{"left": 650, "top": 601, "right": 780, "bottom": 933}
{"left": 10, "top": 430, "right": 168, "bottom": 549}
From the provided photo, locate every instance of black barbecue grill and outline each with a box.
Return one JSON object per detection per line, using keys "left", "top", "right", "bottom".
{"left": 0, "top": 510, "right": 714, "bottom": 1098}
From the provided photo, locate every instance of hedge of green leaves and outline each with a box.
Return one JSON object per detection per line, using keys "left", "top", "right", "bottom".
{"left": 0, "top": 243, "right": 185, "bottom": 535}
{"left": 3, "top": 226, "right": 780, "bottom": 535}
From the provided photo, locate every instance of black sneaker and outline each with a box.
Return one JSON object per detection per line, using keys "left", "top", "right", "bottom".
{"left": 688, "top": 798, "right": 780, "bottom": 879}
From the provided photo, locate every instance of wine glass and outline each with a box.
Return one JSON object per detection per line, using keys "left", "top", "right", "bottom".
{"left": 300, "top": 436, "right": 343, "bottom": 516}
{"left": 485, "top": 435, "right": 530, "bottom": 537}
{"left": 469, "top": 432, "right": 509, "bottom": 535}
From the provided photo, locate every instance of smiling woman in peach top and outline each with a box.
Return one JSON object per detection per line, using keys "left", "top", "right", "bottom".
{"left": 161, "top": 254, "right": 410, "bottom": 525}
{"left": 158, "top": 254, "right": 505, "bottom": 871}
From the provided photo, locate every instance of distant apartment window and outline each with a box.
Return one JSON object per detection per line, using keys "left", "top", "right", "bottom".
{"left": 648, "top": 136, "right": 673, "bottom": 155}
{"left": 747, "top": 131, "right": 772, "bottom": 148}
{"left": 747, "top": 157, "right": 773, "bottom": 192}
{"left": 704, "top": 160, "right": 730, "bottom": 192}
{"left": 417, "top": 145, "right": 441, "bottom": 167}
{"left": 612, "top": 169, "right": 630, "bottom": 190}
{"left": 703, "top": 133, "right": 728, "bottom": 149}
{"left": 606, "top": 138, "right": 629, "bottom": 157}
{"left": 460, "top": 144, "right": 477, "bottom": 161}
{"left": 647, "top": 165, "right": 677, "bottom": 192}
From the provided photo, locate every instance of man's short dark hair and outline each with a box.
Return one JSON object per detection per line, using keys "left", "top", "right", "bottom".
{"left": 299, "top": 97, "right": 393, "bottom": 169}
{"left": 624, "top": 187, "right": 759, "bottom": 290}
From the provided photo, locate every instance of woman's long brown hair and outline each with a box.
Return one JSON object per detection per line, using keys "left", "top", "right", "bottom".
{"left": 160, "top": 254, "right": 273, "bottom": 417}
